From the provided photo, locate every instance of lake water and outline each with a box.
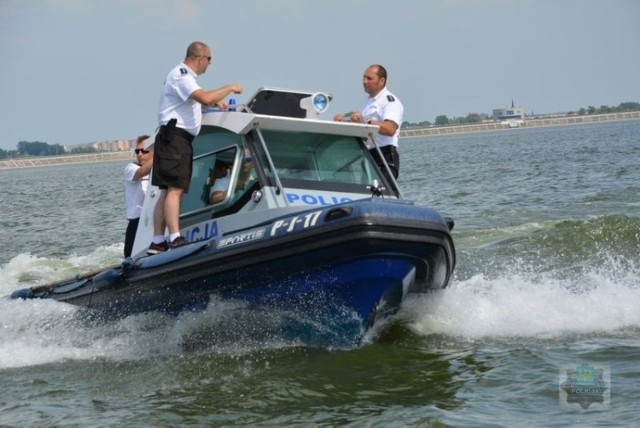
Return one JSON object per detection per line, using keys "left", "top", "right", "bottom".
{"left": 1, "top": 121, "right": 639, "bottom": 425}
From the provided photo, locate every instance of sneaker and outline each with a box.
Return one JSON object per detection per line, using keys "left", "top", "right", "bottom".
{"left": 169, "top": 236, "right": 188, "bottom": 249}
{"left": 147, "top": 241, "right": 168, "bottom": 255}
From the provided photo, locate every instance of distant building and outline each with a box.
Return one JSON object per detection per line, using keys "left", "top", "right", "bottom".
{"left": 493, "top": 100, "right": 525, "bottom": 120}
{"left": 65, "top": 139, "right": 132, "bottom": 153}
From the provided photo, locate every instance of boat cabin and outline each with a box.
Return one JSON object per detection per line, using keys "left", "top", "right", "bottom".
{"left": 131, "top": 87, "right": 401, "bottom": 256}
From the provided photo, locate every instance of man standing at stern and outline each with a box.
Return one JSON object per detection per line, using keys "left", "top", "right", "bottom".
{"left": 334, "top": 64, "right": 404, "bottom": 179}
{"left": 149, "top": 41, "right": 243, "bottom": 254}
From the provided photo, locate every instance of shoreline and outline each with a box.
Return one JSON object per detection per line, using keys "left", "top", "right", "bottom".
{"left": 400, "top": 111, "right": 640, "bottom": 139}
{"left": 0, "top": 151, "right": 133, "bottom": 170}
{"left": 2, "top": 112, "right": 639, "bottom": 170}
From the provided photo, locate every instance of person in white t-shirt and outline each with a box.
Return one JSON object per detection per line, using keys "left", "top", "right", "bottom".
{"left": 208, "top": 160, "right": 232, "bottom": 204}
{"left": 208, "top": 148, "right": 255, "bottom": 204}
{"left": 149, "top": 41, "right": 243, "bottom": 254}
{"left": 333, "top": 64, "right": 404, "bottom": 178}
{"left": 124, "top": 135, "right": 153, "bottom": 258}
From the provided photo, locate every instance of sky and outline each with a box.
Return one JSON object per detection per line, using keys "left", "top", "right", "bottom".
{"left": 1, "top": 0, "right": 638, "bottom": 150}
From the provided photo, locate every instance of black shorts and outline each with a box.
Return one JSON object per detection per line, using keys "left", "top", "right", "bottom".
{"left": 151, "top": 125, "right": 194, "bottom": 192}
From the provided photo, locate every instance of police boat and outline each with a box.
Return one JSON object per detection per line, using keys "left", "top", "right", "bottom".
{"left": 10, "top": 87, "right": 456, "bottom": 330}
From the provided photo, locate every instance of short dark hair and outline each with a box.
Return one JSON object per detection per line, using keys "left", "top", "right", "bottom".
{"left": 214, "top": 160, "right": 231, "bottom": 169}
{"left": 374, "top": 64, "right": 388, "bottom": 83}
{"left": 136, "top": 135, "right": 150, "bottom": 144}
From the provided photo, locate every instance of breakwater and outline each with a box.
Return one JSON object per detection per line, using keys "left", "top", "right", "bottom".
{"left": 0, "top": 151, "right": 132, "bottom": 170}
{"left": 400, "top": 111, "right": 640, "bottom": 138}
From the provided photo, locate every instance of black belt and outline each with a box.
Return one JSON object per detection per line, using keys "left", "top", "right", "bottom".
{"left": 160, "top": 123, "right": 195, "bottom": 143}
{"left": 174, "top": 126, "right": 194, "bottom": 143}
{"left": 379, "top": 145, "right": 397, "bottom": 154}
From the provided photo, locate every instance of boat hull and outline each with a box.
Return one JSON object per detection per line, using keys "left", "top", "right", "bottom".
{"left": 12, "top": 200, "right": 455, "bottom": 328}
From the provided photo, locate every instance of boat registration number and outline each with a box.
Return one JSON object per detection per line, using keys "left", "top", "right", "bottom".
{"left": 270, "top": 210, "right": 322, "bottom": 236}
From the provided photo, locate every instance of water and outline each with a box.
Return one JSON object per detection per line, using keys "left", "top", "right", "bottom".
{"left": 1, "top": 121, "right": 639, "bottom": 425}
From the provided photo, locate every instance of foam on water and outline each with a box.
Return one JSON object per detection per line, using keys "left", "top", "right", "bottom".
{"left": 0, "top": 248, "right": 367, "bottom": 369}
{"left": 2, "top": 215, "right": 638, "bottom": 368}
{"left": 403, "top": 257, "right": 640, "bottom": 340}
{"left": 0, "top": 244, "right": 124, "bottom": 292}
{"left": 0, "top": 293, "right": 366, "bottom": 369}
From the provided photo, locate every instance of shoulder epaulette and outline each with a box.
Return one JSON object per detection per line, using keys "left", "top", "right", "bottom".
{"left": 179, "top": 68, "right": 188, "bottom": 76}
{"left": 387, "top": 95, "right": 395, "bottom": 102}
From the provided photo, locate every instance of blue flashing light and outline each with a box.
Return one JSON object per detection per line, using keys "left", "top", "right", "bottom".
{"left": 312, "top": 93, "right": 329, "bottom": 114}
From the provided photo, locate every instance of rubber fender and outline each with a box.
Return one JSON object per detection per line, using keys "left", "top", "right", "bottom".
{"left": 10, "top": 288, "right": 34, "bottom": 300}
{"left": 135, "top": 239, "right": 212, "bottom": 270}
{"left": 92, "top": 268, "right": 123, "bottom": 291}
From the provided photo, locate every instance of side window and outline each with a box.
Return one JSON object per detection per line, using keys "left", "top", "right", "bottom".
{"left": 206, "top": 148, "right": 237, "bottom": 206}
{"left": 180, "top": 147, "right": 238, "bottom": 213}
{"left": 180, "top": 128, "right": 241, "bottom": 215}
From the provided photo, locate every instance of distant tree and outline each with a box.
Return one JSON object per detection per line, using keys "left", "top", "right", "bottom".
{"left": 587, "top": 106, "right": 596, "bottom": 114}
{"left": 578, "top": 108, "right": 586, "bottom": 115}
{"left": 618, "top": 102, "right": 640, "bottom": 111}
{"left": 1, "top": 149, "right": 19, "bottom": 159}
{"left": 69, "top": 145, "right": 97, "bottom": 154}
{"left": 465, "top": 113, "right": 482, "bottom": 123}
{"left": 17, "top": 141, "right": 66, "bottom": 156}
{"left": 435, "top": 115, "right": 450, "bottom": 126}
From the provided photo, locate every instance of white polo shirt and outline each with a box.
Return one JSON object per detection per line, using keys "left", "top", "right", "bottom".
{"left": 124, "top": 162, "right": 150, "bottom": 220}
{"left": 157, "top": 62, "right": 202, "bottom": 136}
{"left": 361, "top": 87, "right": 404, "bottom": 148}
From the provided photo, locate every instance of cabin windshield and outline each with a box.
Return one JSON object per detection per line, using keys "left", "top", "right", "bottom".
{"left": 253, "top": 129, "right": 390, "bottom": 194}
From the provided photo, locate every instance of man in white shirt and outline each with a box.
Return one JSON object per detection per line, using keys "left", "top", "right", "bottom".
{"left": 149, "top": 41, "right": 243, "bottom": 253}
{"left": 208, "top": 160, "right": 232, "bottom": 204}
{"left": 124, "top": 135, "right": 153, "bottom": 258}
{"left": 333, "top": 64, "right": 404, "bottom": 178}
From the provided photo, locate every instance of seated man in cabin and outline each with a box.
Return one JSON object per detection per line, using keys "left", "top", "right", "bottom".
{"left": 208, "top": 159, "right": 232, "bottom": 204}
{"left": 208, "top": 152, "right": 255, "bottom": 204}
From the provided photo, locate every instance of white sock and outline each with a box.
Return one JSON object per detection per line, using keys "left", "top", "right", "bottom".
{"left": 152, "top": 235, "right": 165, "bottom": 244}
{"left": 169, "top": 233, "right": 181, "bottom": 242}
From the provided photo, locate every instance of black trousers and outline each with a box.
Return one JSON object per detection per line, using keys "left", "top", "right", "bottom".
{"left": 124, "top": 217, "right": 140, "bottom": 258}
{"left": 370, "top": 145, "right": 400, "bottom": 179}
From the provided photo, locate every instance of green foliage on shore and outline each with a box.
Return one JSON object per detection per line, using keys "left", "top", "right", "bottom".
{"left": 575, "top": 102, "right": 640, "bottom": 116}
{"left": 0, "top": 140, "right": 98, "bottom": 159}
{"left": 403, "top": 101, "right": 640, "bottom": 129}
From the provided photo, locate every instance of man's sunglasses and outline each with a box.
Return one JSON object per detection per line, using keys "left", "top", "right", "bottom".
{"left": 135, "top": 149, "right": 150, "bottom": 155}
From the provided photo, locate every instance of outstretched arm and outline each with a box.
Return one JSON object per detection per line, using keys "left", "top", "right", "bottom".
{"left": 190, "top": 84, "right": 244, "bottom": 108}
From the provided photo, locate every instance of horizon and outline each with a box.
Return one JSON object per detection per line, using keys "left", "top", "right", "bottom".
{"left": 3, "top": 109, "right": 636, "bottom": 155}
